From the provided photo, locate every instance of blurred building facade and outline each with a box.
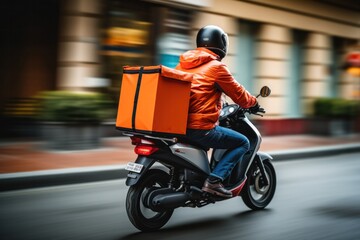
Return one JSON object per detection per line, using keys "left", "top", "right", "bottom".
{"left": 1, "top": 0, "right": 359, "bottom": 135}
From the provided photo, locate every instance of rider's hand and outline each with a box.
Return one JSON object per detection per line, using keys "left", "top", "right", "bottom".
{"left": 249, "top": 103, "right": 265, "bottom": 114}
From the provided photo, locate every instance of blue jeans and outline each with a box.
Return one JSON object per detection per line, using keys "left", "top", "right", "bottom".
{"left": 187, "top": 126, "right": 250, "bottom": 181}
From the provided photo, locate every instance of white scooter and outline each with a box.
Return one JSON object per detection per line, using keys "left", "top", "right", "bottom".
{"left": 123, "top": 86, "right": 276, "bottom": 231}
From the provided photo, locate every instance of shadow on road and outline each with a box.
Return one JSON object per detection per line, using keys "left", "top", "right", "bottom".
{"left": 310, "top": 197, "right": 360, "bottom": 219}
{"left": 119, "top": 209, "right": 273, "bottom": 240}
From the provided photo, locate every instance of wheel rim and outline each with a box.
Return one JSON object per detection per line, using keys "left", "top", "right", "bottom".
{"left": 254, "top": 171, "right": 270, "bottom": 194}
{"left": 140, "top": 183, "right": 164, "bottom": 219}
{"left": 249, "top": 168, "right": 272, "bottom": 202}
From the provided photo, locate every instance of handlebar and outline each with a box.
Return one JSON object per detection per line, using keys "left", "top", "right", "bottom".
{"left": 220, "top": 104, "right": 266, "bottom": 121}
{"left": 242, "top": 107, "right": 266, "bottom": 117}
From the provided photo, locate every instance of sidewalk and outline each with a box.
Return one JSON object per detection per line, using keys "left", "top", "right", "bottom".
{"left": 1, "top": 134, "right": 360, "bottom": 191}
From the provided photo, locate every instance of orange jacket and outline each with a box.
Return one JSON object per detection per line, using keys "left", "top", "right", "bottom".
{"left": 176, "top": 48, "right": 257, "bottom": 130}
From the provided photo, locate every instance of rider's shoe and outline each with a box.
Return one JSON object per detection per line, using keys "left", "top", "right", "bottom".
{"left": 202, "top": 179, "right": 233, "bottom": 198}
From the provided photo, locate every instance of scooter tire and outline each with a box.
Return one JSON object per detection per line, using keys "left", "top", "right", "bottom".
{"left": 241, "top": 159, "right": 276, "bottom": 210}
{"left": 126, "top": 168, "right": 173, "bottom": 232}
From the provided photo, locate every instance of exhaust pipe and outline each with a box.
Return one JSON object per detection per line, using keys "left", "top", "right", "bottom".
{"left": 151, "top": 192, "right": 191, "bottom": 211}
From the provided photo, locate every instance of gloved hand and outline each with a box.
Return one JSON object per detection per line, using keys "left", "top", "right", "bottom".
{"left": 249, "top": 103, "right": 265, "bottom": 114}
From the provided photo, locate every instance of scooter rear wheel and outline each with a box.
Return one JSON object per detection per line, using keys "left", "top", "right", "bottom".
{"left": 241, "top": 159, "right": 276, "bottom": 210}
{"left": 126, "top": 169, "right": 173, "bottom": 232}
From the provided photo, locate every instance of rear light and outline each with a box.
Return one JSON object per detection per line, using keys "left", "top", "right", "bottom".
{"left": 134, "top": 145, "right": 159, "bottom": 156}
{"left": 130, "top": 136, "right": 158, "bottom": 155}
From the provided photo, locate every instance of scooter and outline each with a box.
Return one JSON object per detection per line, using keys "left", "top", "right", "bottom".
{"left": 123, "top": 86, "right": 276, "bottom": 232}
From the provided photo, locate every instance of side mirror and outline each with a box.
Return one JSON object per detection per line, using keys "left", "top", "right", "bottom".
{"left": 257, "top": 86, "right": 271, "bottom": 98}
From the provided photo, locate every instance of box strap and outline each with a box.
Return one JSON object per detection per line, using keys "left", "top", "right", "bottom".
{"left": 132, "top": 66, "right": 144, "bottom": 130}
{"left": 123, "top": 68, "right": 160, "bottom": 74}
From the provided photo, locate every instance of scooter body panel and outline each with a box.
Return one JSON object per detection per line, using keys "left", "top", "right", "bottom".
{"left": 169, "top": 143, "right": 210, "bottom": 175}
{"left": 125, "top": 144, "right": 210, "bottom": 186}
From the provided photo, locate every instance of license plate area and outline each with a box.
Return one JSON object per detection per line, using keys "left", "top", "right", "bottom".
{"left": 125, "top": 162, "right": 144, "bottom": 173}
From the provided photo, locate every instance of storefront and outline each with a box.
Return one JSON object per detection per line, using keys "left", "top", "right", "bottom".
{"left": 1, "top": 0, "right": 358, "bottom": 138}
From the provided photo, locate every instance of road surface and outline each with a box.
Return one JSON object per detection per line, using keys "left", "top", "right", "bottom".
{"left": 1, "top": 152, "right": 360, "bottom": 240}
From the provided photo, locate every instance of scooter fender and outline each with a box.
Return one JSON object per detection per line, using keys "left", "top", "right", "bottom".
{"left": 256, "top": 151, "right": 273, "bottom": 161}
{"left": 125, "top": 156, "right": 156, "bottom": 186}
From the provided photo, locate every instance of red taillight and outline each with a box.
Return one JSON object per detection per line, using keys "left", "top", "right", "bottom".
{"left": 130, "top": 136, "right": 158, "bottom": 155}
{"left": 134, "top": 145, "right": 159, "bottom": 156}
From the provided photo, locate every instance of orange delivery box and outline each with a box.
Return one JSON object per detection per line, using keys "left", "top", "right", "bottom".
{"left": 116, "top": 65, "right": 193, "bottom": 136}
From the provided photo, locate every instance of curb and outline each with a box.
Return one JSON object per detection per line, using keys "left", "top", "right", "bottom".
{"left": 0, "top": 165, "right": 129, "bottom": 191}
{"left": 269, "top": 143, "right": 360, "bottom": 161}
{"left": 1, "top": 143, "right": 360, "bottom": 191}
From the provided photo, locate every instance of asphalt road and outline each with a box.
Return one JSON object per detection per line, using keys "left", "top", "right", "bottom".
{"left": 1, "top": 152, "right": 360, "bottom": 240}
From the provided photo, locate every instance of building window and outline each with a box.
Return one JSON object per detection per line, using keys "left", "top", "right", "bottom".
{"left": 101, "top": 0, "right": 153, "bottom": 95}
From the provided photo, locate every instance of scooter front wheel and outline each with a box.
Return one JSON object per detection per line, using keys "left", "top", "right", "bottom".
{"left": 241, "top": 159, "right": 276, "bottom": 210}
{"left": 126, "top": 168, "right": 173, "bottom": 232}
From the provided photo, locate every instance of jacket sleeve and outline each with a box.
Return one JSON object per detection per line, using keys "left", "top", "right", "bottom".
{"left": 212, "top": 64, "right": 257, "bottom": 108}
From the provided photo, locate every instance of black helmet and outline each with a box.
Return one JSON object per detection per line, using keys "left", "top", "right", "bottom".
{"left": 196, "top": 25, "right": 228, "bottom": 59}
